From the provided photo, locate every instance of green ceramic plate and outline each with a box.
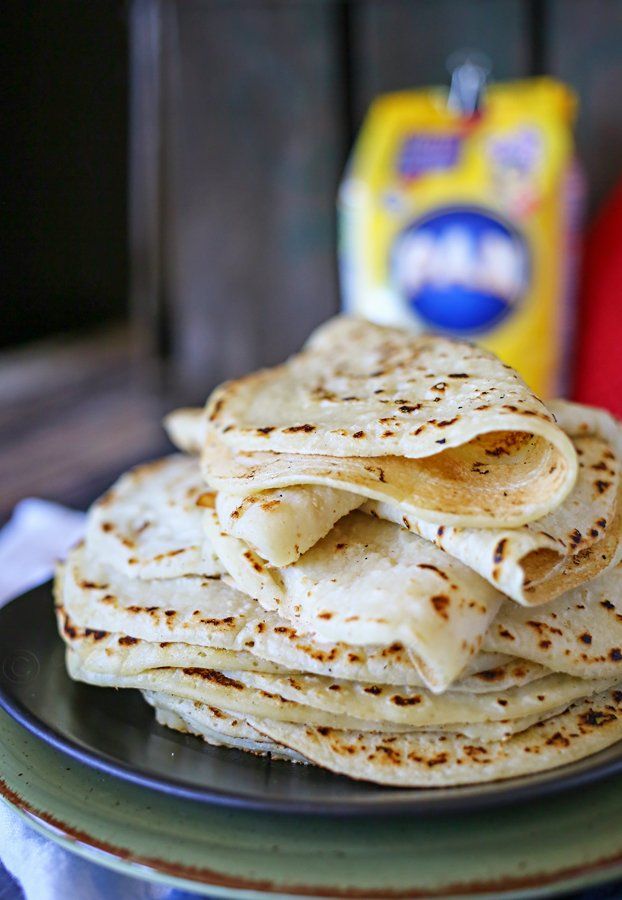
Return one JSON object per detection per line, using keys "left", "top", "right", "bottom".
{"left": 2, "top": 708, "right": 622, "bottom": 898}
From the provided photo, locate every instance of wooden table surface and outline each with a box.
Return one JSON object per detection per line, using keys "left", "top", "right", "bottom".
{"left": 0, "top": 327, "right": 170, "bottom": 521}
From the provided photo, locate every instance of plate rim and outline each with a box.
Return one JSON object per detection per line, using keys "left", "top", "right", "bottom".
{"left": 4, "top": 734, "right": 622, "bottom": 900}
{"left": 4, "top": 582, "right": 622, "bottom": 817}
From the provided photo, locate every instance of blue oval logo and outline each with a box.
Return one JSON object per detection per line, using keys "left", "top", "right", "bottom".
{"left": 391, "top": 207, "right": 529, "bottom": 334}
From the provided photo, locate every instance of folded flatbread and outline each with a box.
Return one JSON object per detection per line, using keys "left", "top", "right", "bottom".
{"left": 204, "top": 507, "right": 506, "bottom": 691}
{"left": 60, "top": 547, "right": 527, "bottom": 690}
{"left": 368, "top": 401, "right": 622, "bottom": 605}
{"left": 168, "top": 402, "right": 620, "bottom": 599}
{"left": 215, "top": 487, "right": 362, "bottom": 567}
{"left": 203, "top": 317, "right": 577, "bottom": 528}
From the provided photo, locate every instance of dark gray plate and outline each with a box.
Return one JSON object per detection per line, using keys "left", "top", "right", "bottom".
{"left": 2, "top": 583, "right": 622, "bottom": 816}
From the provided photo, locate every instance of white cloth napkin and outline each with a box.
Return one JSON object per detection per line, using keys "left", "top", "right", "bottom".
{"left": 0, "top": 499, "right": 201, "bottom": 900}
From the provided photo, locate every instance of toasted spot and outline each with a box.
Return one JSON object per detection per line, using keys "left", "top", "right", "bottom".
{"left": 580, "top": 709, "right": 617, "bottom": 727}
{"left": 196, "top": 493, "right": 215, "bottom": 509}
{"left": 493, "top": 538, "right": 508, "bottom": 565}
{"left": 426, "top": 752, "right": 449, "bottom": 767}
{"left": 260, "top": 499, "right": 282, "bottom": 511}
{"left": 391, "top": 694, "right": 422, "bottom": 706}
{"left": 546, "top": 732, "right": 570, "bottom": 747}
{"left": 283, "top": 424, "right": 316, "bottom": 433}
{"left": 437, "top": 417, "right": 458, "bottom": 427}
{"left": 417, "top": 563, "right": 448, "bottom": 580}
{"left": 243, "top": 550, "right": 264, "bottom": 573}
{"left": 183, "top": 669, "right": 244, "bottom": 689}
{"left": 498, "top": 627, "right": 515, "bottom": 641}
{"left": 475, "top": 667, "right": 505, "bottom": 683}
{"left": 595, "top": 480, "right": 612, "bottom": 494}
{"left": 430, "top": 595, "right": 450, "bottom": 619}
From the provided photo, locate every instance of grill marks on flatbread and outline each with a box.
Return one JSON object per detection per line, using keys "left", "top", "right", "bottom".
{"left": 59, "top": 605, "right": 572, "bottom": 731}
{"left": 202, "top": 429, "right": 573, "bottom": 530}
{"left": 484, "top": 564, "right": 622, "bottom": 679}
{"left": 247, "top": 686, "right": 622, "bottom": 787}
{"left": 87, "top": 455, "right": 223, "bottom": 579}
{"left": 367, "top": 406, "right": 622, "bottom": 605}
{"left": 222, "top": 668, "right": 614, "bottom": 729}
{"left": 204, "top": 508, "right": 503, "bottom": 692}
{"left": 145, "top": 691, "right": 576, "bottom": 755}
{"left": 64, "top": 622, "right": 611, "bottom": 738}
{"left": 203, "top": 317, "right": 577, "bottom": 527}
{"left": 55, "top": 606, "right": 291, "bottom": 677}
{"left": 61, "top": 547, "right": 522, "bottom": 689}
{"left": 169, "top": 400, "right": 618, "bottom": 602}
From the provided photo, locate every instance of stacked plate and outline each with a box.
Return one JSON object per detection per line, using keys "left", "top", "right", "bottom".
{"left": 56, "top": 317, "right": 622, "bottom": 787}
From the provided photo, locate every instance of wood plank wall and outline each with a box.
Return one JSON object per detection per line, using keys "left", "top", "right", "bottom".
{"left": 130, "top": 0, "right": 622, "bottom": 402}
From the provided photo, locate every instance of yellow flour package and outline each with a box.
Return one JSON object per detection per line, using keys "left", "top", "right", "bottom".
{"left": 339, "top": 77, "right": 583, "bottom": 397}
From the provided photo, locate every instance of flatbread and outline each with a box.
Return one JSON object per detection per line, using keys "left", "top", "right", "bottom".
{"left": 86, "top": 455, "right": 223, "bottom": 579}
{"left": 216, "top": 487, "right": 361, "bottom": 567}
{"left": 145, "top": 692, "right": 307, "bottom": 762}
{"left": 146, "top": 692, "right": 573, "bottom": 748}
{"left": 173, "top": 402, "right": 620, "bottom": 596}
{"left": 249, "top": 686, "right": 622, "bottom": 786}
{"left": 202, "top": 432, "right": 576, "bottom": 531}
{"left": 224, "top": 668, "right": 613, "bottom": 728}
{"left": 204, "top": 508, "right": 503, "bottom": 691}
{"left": 484, "top": 563, "right": 622, "bottom": 679}
{"left": 61, "top": 548, "right": 524, "bottom": 689}
{"left": 55, "top": 606, "right": 290, "bottom": 676}
{"left": 64, "top": 641, "right": 599, "bottom": 739}
{"left": 165, "top": 408, "right": 363, "bottom": 566}
{"left": 163, "top": 407, "right": 206, "bottom": 455}
{"left": 65, "top": 649, "right": 383, "bottom": 731}
{"left": 58, "top": 610, "right": 580, "bottom": 728}
{"left": 204, "top": 317, "right": 577, "bottom": 527}
{"left": 68, "top": 647, "right": 524, "bottom": 737}
{"left": 367, "top": 401, "right": 622, "bottom": 605}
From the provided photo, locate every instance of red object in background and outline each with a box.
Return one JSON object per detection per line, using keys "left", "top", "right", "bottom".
{"left": 574, "top": 180, "right": 622, "bottom": 416}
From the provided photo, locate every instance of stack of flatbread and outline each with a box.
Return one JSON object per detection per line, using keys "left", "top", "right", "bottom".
{"left": 56, "top": 317, "right": 622, "bottom": 787}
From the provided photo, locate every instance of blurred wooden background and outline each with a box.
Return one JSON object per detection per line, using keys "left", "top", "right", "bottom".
{"left": 131, "top": 0, "right": 622, "bottom": 399}
{"left": 3, "top": 0, "right": 622, "bottom": 515}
